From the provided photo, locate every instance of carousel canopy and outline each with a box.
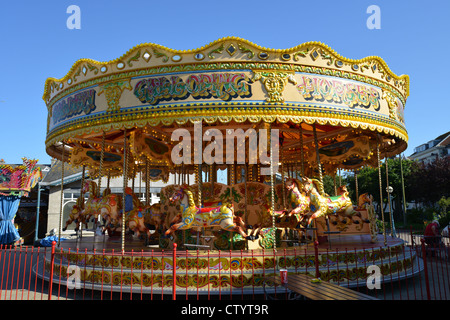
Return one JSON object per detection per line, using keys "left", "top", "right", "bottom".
{"left": 0, "top": 158, "right": 42, "bottom": 197}
{"left": 42, "top": 37, "right": 409, "bottom": 176}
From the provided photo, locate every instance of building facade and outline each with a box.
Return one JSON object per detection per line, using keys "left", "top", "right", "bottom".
{"left": 40, "top": 160, "right": 183, "bottom": 233}
{"left": 408, "top": 131, "right": 450, "bottom": 164}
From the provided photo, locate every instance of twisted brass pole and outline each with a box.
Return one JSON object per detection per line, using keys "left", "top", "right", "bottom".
{"left": 58, "top": 143, "right": 65, "bottom": 247}
{"left": 121, "top": 128, "right": 128, "bottom": 252}
{"left": 377, "top": 141, "right": 387, "bottom": 246}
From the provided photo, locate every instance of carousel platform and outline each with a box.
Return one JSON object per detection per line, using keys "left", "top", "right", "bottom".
{"left": 34, "top": 232, "right": 424, "bottom": 296}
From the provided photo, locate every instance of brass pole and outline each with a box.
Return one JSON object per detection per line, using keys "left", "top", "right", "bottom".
{"left": 269, "top": 124, "right": 276, "bottom": 252}
{"left": 299, "top": 124, "right": 304, "bottom": 177}
{"left": 58, "top": 143, "right": 65, "bottom": 247}
{"left": 79, "top": 165, "right": 86, "bottom": 238}
{"left": 377, "top": 141, "right": 387, "bottom": 246}
{"left": 313, "top": 124, "right": 323, "bottom": 186}
{"left": 385, "top": 156, "right": 396, "bottom": 237}
{"left": 121, "top": 129, "right": 128, "bottom": 252}
{"left": 399, "top": 153, "right": 407, "bottom": 226}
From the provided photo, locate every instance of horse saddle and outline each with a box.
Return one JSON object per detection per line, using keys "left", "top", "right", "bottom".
{"left": 198, "top": 206, "right": 221, "bottom": 213}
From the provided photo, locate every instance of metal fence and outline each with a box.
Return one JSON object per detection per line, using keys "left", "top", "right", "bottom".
{"left": 1, "top": 231, "right": 449, "bottom": 301}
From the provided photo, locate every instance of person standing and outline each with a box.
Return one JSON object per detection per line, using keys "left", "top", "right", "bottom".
{"left": 424, "top": 220, "right": 441, "bottom": 247}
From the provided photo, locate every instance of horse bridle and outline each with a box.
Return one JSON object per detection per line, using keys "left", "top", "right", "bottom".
{"left": 169, "top": 187, "right": 184, "bottom": 203}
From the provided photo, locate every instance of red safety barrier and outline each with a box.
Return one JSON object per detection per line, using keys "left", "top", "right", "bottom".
{"left": 1, "top": 231, "right": 450, "bottom": 300}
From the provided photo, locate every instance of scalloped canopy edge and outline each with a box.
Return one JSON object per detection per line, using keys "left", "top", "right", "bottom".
{"left": 42, "top": 37, "right": 410, "bottom": 102}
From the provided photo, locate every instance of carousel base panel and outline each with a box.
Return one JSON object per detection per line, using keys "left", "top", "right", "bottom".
{"left": 34, "top": 233, "right": 424, "bottom": 296}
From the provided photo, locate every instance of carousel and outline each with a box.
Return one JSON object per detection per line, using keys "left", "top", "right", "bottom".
{"left": 0, "top": 158, "right": 42, "bottom": 246}
{"left": 38, "top": 37, "right": 420, "bottom": 295}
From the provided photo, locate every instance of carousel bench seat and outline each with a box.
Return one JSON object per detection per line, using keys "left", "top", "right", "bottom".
{"left": 271, "top": 273, "right": 378, "bottom": 300}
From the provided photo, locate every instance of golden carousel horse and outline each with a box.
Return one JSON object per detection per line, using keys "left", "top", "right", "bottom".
{"left": 248, "top": 178, "right": 311, "bottom": 239}
{"left": 123, "top": 187, "right": 152, "bottom": 239}
{"left": 81, "top": 180, "right": 121, "bottom": 230}
{"left": 298, "top": 177, "right": 370, "bottom": 226}
{"left": 143, "top": 203, "right": 165, "bottom": 236}
{"left": 357, "top": 192, "right": 373, "bottom": 210}
{"left": 280, "top": 178, "right": 311, "bottom": 220}
{"left": 357, "top": 192, "right": 378, "bottom": 242}
{"left": 164, "top": 185, "right": 254, "bottom": 240}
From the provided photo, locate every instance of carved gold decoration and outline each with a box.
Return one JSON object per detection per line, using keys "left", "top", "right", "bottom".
{"left": 69, "top": 146, "right": 124, "bottom": 175}
{"left": 252, "top": 71, "right": 297, "bottom": 102}
{"left": 382, "top": 89, "right": 398, "bottom": 120}
{"left": 130, "top": 130, "right": 171, "bottom": 164}
{"left": 97, "top": 79, "right": 132, "bottom": 113}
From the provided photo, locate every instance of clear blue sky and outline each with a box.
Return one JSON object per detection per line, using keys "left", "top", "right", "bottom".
{"left": 0, "top": 0, "right": 448, "bottom": 164}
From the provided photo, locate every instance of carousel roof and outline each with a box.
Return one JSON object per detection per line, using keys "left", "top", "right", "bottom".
{"left": 42, "top": 37, "right": 409, "bottom": 175}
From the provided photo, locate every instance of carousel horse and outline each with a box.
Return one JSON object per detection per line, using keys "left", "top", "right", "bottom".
{"left": 357, "top": 192, "right": 378, "bottom": 240}
{"left": 280, "top": 178, "right": 311, "bottom": 220}
{"left": 248, "top": 178, "right": 310, "bottom": 239}
{"left": 164, "top": 185, "right": 254, "bottom": 240}
{"left": 126, "top": 209, "right": 151, "bottom": 239}
{"left": 121, "top": 187, "right": 153, "bottom": 239}
{"left": 143, "top": 203, "right": 165, "bottom": 236}
{"left": 81, "top": 180, "right": 121, "bottom": 231}
{"left": 299, "top": 177, "right": 370, "bottom": 226}
{"left": 357, "top": 192, "right": 373, "bottom": 210}
{"left": 62, "top": 196, "right": 88, "bottom": 232}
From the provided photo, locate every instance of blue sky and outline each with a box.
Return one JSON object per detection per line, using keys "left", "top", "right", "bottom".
{"left": 0, "top": 0, "right": 449, "bottom": 164}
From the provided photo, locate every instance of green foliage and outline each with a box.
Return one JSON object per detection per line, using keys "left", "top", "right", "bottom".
{"left": 322, "top": 156, "right": 449, "bottom": 231}
{"left": 437, "top": 196, "right": 450, "bottom": 228}
{"left": 406, "top": 207, "right": 435, "bottom": 225}
{"left": 438, "top": 196, "right": 450, "bottom": 215}
{"left": 408, "top": 157, "right": 450, "bottom": 204}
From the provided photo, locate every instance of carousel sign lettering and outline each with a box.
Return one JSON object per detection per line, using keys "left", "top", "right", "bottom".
{"left": 133, "top": 73, "right": 252, "bottom": 105}
{"left": 296, "top": 76, "right": 381, "bottom": 111}
{"left": 52, "top": 89, "right": 96, "bottom": 125}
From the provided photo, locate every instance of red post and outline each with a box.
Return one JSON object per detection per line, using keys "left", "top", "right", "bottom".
{"left": 314, "top": 241, "right": 320, "bottom": 278}
{"left": 173, "top": 243, "right": 177, "bottom": 300}
{"left": 48, "top": 241, "right": 57, "bottom": 300}
{"left": 421, "top": 238, "right": 431, "bottom": 300}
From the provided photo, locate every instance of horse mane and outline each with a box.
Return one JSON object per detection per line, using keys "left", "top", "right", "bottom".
{"left": 181, "top": 186, "right": 196, "bottom": 208}
{"left": 310, "top": 178, "right": 325, "bottom": 196}
{"left": 291, "top": 178, "right": 302, "bottom": 189}
{"left": 87, "top": 180, "right": 99, "bottom": 197}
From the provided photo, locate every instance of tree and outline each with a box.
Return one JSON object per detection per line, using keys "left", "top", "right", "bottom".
{"left": 343, "top": 157, "right": 418, "bottom": 224}
{"left": 409, "top": 157, "right": 450, "bottom": 205}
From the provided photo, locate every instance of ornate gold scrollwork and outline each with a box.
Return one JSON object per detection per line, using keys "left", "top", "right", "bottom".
{"left": 252, "top": 71, "right": 297, "bottom": 103}
{"left": 382, "top": 90, "right": 398, "bottom": 120}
